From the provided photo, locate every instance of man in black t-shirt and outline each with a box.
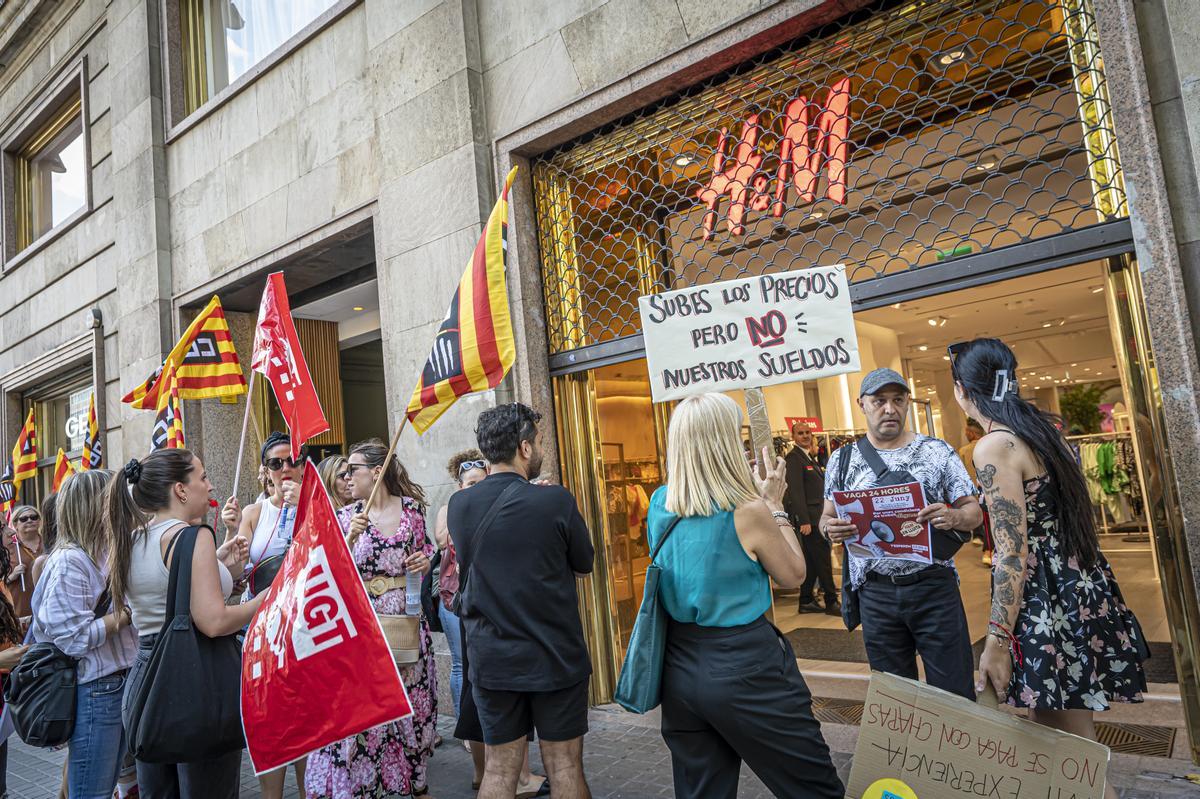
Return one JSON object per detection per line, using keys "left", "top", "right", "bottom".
{"left": 448, "top": 402, "right": 595, "bottom": 799}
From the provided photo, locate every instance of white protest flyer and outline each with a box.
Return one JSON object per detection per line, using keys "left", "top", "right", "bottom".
{"left": 832, "top": 481, "right": 933, "bottom": 564}
{"left": 637, "top": 265, "right": 860, "bottom": 403}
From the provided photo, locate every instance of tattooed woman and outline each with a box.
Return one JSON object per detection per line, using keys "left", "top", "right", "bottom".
{"left": 949, "top": 338, "right": 1145, "bottom": 799}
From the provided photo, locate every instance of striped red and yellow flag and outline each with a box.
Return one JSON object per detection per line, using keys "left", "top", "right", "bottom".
{"left": 52, "top": 448, "right": 75, "bottom": 492}
{"left": 406, "top": 167, "right": 518, "bottom": 434}
{"left": 11, "top": 409, "right": 37, "bottom": 491}
{"left": 81, "top": 391, "right": 101, "bottom": 470}
{"left": 123, "top": 296, "right": 247, "bottom": 409}
{"left": 151, "top": 362, "right": 186, "bottom": 451}
{"left": 0, "top": 459, "right": 15, "bottom": 515}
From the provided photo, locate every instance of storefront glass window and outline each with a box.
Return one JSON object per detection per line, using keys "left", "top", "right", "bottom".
{"left": 533, "top": 0, "right": 1124, "bottom": 354}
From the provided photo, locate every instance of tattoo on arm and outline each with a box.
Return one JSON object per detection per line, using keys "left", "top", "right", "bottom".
{"left": 981, "top": 465, "right": 1028, "bottom": 632}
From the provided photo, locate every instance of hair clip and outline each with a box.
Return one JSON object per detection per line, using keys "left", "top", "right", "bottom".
{"left": 991, "top": 370, "right": 1011, "bottom": 402}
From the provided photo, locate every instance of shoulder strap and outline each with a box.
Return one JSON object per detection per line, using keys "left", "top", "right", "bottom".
{"left": 836, "top": 442, "right": 854, "bottom": 491}
{"left": 648, "top": 516, "right": 682, "bottom": 565}
{"left": 856, "top": 436, "right": 891, "bottom": 480}
{"left": 458, "top": 481, "right": 523, "bottom": 597}
{"left": 163, "top": 526, "right": 202, "bottom": 621}
{"left": 160, "top": 521, "right": 190, "bottom": 567}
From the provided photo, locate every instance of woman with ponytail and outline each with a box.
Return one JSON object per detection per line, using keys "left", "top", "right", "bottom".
{"left": 950, "top": 338, "right": 1145, "bottom": 799}
{"left": 103, "top": 448, "right": 254, "bottom": 798}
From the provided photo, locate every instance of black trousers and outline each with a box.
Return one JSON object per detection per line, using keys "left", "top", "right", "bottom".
{"left": 859, "top": 567, "right": 976, "bottom": 700}
{"left": 799, "top": 529, "right": 837, "bottom": 603}
{"left": 660, "top": 617, "right": 844, "bottom": 799}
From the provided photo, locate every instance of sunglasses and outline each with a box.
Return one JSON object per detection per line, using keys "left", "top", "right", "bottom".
{"left": 264, "top": 456, "right": 304, "bottom": 471}
{"left": 458, "top": 459, "right": 487, "bottom": 476}
{"left": 15, "top": 514, "right": 39, "bottom": 524}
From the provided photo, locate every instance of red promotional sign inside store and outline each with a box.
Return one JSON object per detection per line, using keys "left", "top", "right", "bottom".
{"left": 785, "top": 416, "right": 824, "bottom": 433}
{"left": 697, "top": 78, "right": 851, "bottom": 240}
{"left": 241, "top": 464, "right": 412, "bottom": 774}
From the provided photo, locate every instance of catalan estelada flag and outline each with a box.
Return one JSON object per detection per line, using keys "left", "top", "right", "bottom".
{"left": 124, "top": 296, "right": 247, "bottom": 409}
{"left": 11, "top": 409, "right": 37, "bottom": 492}
{"left": 406, "top": 167, "right": 518, "bottom": 434}
{"left": 0, "top": 460, "right": 15, "bottom": 515}
{"left": 81, "top": 391, "right": 101, "bottom": 470}
{"left": 52, "top": 449, "right": 75, "bottom": 492}
{"left": 150, "top": 362, "right": 185, "bottom": 451}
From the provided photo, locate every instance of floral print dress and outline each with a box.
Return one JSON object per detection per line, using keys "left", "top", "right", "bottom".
{"left": 1006, "top": 476, "right": 1147, "bottom": 710}
{"left": 305, "top": 499, "right": 438, "bottom": 798}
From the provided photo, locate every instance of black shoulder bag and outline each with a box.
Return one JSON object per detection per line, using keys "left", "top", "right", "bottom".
{"left": 123, "top": 525, "right": 245, "bottom": 763}
{"left": 421, "top": 550, "right": 444, "bottom": 633}
{"left": 5, "top": 584, "right": 111, "bottom": 747}
{"left": 451, "top": 481, "right": 523, "bottom": 617}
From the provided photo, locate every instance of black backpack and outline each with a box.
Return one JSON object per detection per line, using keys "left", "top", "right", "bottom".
{"left": 4, "top": 588, "right": 111, "bottom": 748}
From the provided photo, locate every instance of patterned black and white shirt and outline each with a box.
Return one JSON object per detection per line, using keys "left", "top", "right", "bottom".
{"left": 823, "top": 435, "right": 976, "bottom": 589}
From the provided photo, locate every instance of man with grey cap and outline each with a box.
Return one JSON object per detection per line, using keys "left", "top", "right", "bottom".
{"left": 818, "top": 368, "right": 982, "bottom": 699}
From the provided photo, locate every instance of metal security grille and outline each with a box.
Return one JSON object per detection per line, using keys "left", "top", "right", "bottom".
{"left": 532, "top": 0, "right": 1124, "bottom": 356}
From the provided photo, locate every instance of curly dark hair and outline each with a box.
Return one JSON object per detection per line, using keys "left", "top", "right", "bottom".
{"left": 475, "top": 403, "right": 541, "bottom": 465}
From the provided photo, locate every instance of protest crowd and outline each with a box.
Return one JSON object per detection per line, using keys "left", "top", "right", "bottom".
{"left": 0, "top": 171, "right": 1151, "bottom": 799}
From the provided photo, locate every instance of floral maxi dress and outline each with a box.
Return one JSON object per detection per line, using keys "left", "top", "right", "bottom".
{"left": 1006, "top": 476, "right": 1147, "bottom": 710}
{"left": 305, "top": 499, "right": 438, "bottom": 798}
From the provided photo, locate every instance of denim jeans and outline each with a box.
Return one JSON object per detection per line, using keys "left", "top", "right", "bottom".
{"left": 68, "top": 671, "right": 129, "bottom": 799}
{"left": 439, "top": 602, "right": 464, "bottom": 715}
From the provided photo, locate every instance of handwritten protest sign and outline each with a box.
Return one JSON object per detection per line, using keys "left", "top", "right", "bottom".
{"left": 637, "top": 265, "right": 860, "bottom": 402}
{"left": 833, "top": 482, "right": 932, "bottom": 564}
{"left": 848, "top": 672, "right": 1109, "bottom": 799}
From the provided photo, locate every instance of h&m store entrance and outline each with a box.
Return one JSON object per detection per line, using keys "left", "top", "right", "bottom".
{"left": 528, "top": 0, "right": 1200, "bottom": 753}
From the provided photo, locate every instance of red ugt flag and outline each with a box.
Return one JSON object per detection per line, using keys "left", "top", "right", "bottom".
{"left": 241, "top": 463, "right": 412, "bottom": 774}
{"left": 251, "top": 272, "right": 329, "bottom": 459}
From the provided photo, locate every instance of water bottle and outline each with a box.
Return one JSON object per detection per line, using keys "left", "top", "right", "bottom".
{"left": 404, "top": 565, "right": 422, "bottom": 617}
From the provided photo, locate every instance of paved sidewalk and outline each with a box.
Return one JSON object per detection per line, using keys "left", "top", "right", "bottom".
{"left": 7, "top": 707, "right": 1199, "bottom": 798}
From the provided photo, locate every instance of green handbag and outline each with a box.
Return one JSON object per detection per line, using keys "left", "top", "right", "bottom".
{"left": 614, "top": 515, "right": 682, "bottom": 714}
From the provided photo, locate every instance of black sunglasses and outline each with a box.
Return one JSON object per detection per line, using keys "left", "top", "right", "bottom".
{"left": 264, "top": 455, "right": 304, "bottom": 471}
{"left": 15, "top": 514, "right": 39, "bottom": 524}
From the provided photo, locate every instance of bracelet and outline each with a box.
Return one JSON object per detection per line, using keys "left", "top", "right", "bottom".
{"left": 988, "top": 621, "right": 1024, "bottom": 667}
{"left": 771, "top": 510, "right": 791, "bottom": 524}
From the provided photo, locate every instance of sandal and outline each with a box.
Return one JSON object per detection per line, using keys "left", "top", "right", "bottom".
{"left": 516, "top": 776, "right": 550, "bottom": 798}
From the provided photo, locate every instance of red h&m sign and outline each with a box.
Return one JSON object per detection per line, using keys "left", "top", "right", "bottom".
{"left": 697, "top": 78, "right": 852, "bottom": 240}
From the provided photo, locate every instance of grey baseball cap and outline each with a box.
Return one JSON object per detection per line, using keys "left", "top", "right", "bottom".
{"left": 859, "top": 368, "right": 911, "bottom": 397}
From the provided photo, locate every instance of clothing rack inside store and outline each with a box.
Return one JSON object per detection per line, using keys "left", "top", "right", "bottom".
{"left": 1065, "top": 430, "right": 1148, "bottom": 540}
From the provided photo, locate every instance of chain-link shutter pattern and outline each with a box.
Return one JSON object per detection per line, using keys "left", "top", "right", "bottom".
{"left": 532, "top": 0, "right": 1124, "bottom": 355}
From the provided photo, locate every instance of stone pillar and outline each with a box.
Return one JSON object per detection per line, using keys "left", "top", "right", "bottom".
{"left": 107, "top": 0, "right": 174, "bottom": 463}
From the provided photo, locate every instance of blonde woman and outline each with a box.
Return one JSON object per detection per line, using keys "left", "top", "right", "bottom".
{"left": 317, "top": 455, "right": 353, "bottom": 508}
{"left": 647, "top": 393, "right": 843, "bottom": 798}
{"left": 32, "top": 470, "right": 138, "bottom": 798}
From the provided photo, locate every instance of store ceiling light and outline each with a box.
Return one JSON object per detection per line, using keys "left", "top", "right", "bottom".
{"left": 1042, "top": 322, "right": 1052, "bottom": 328}
{"left": 811, "top": 211, "right": 825, "bottom": 219}
{"left": 918, "top": 345, "right": 928, "bottom": 351}
{"left": 1091, "top": 286, "right": 1104, "bottom": 294}
{"left": 352, "top": 306, "right": 364, "bottom": 311}
{"left": 942, "top": 355, "right": 950, "bottom": 361}
{"left": 937, "top": 49, "right": 967, "bottom": 66}
{"left": 673, "top": 154, "right": 694, "bottom": 167}
{"left": 975, "top": 160, "right": 996, "bottom": 171}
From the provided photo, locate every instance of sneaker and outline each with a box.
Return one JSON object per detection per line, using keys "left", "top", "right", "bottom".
{"left": 824, "top": 599, "right": 841, "bottom": 616}
{"left": 798, "top": 600, "right": 823, "bottom": 613}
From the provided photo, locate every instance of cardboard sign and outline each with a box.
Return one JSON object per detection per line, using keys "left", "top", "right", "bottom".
{"left": 848, "top": 672, "right": 1109, "bottom": 799}
{"left": 833, "top": 482, "right": 932, "bottom": 564}
{"left": 785, "top": 416, "right": 824, "bottom": 433}
{"left": 638, "top": 265, "right": 860, "bottom": 402}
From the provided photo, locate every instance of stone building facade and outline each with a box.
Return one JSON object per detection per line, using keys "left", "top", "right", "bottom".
{"left": 3, "top": 0, "right": 1200, "bottom": 759}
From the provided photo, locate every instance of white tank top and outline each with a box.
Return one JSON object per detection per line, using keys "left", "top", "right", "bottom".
{"left": 127, "top": 518, "right": 234, "bottom": 637}
{"left": 250, "top": 500, "right": 294, "bottom": 565}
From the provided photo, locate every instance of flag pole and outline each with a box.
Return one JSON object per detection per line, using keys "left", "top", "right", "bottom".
{"left": 362, "top": 410, "right": 411, "bottom": 515}
{"left": 232, "top": 370, "right": 258, "bottom": 503}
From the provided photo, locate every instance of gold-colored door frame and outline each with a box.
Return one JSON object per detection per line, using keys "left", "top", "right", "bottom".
{"left": 1105, "top": 254, "right": 1200, "bottom": 760}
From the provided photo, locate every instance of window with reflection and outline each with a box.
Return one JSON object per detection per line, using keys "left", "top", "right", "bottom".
{"left": 13, "top": 94, "right": 87, "bottom": 253}
{"left": 179, "top": 0, "right": 339, "bottom": 114}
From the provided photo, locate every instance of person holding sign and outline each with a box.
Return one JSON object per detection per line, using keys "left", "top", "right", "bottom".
{"left": 950, "top": 339, "right": 1146, "bottom": 799}
{"left": 819, "top": 368, "right": 982, "bottom": 700}
{"left": 646, "top": 393, "right": 843, "bottom": 799}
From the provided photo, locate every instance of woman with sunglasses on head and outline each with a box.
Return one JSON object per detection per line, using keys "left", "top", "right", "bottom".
{"left": 32, "top": 470, "right": 138, "bottom": 798}
{"left": 222, "top": 431, "right": 306, "bottom": 799}
{"left": 104, "top": 448, "right": 255, "bottom": 798}
{"left": 6, "top": 504, "right": 44, "bottom": 621}
{"left": 306, "top": 438, "right": 437, "bottom": 799}
{"left": 317, "top": 455, "right": 354, "bottom": 509}
{"left": 950, "top": 339, "right": 1145, "bottom": 799}
{"left": 435, "top": 451, "right": 548, "bottom": 798}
